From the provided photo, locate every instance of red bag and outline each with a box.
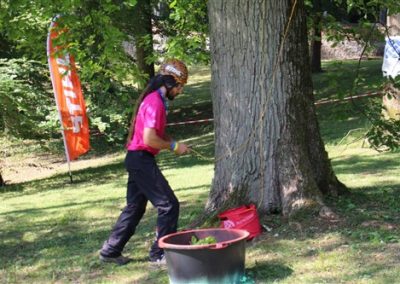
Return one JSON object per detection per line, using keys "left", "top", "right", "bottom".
{"left": 218, "top": 204, "right": 262, "bottom": 240}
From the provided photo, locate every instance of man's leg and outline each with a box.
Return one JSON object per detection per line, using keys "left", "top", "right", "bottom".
{"left": 135, "top": 165, "right": 179, "bottom": 261}
{"left": 100, "top": 171, "right": 147, "bottom": 259}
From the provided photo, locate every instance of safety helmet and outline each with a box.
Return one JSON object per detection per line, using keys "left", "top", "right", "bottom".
{"left": 160, "top": 59, "right": 188, "bottom": 85}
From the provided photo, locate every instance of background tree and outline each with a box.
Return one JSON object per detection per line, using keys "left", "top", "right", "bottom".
{"left": 133, "top": 0, "right": 155, "bottom": 79}
{"left": 207, "top": 0, "right": 347, "bottom": 216}
{"left": 341, "top": 1, "right": 400, "bottom": 150}
{"left": 0, "top": 33, "right": 13, "bottom": 58}
{"left": 309, "top": 0, "right": 323, "bottom": 73}
{"left": 304, "top": 0, "right": 400, "bottom": 150}
{"left": 118, "top": 0, "right": 155, "bottom": 82}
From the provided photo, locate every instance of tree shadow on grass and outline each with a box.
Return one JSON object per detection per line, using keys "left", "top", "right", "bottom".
{"left": 265, "top": 184, "right": 400, "bottom": 256}
{"left": 246, "top": 261, "right": 293, "bottom": 283}
{"left": 331, "top": 153, "right": 400, "bottom": 176}
{"left": 0, "top": 197, "right": 122, "bottom": 217}
{"left": 0, "top": 183, "right": 24, "bottom": 194}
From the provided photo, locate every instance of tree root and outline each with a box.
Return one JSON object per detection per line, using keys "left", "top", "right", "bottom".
{"left": 319, "top": 205, "right": 339, "bottom": 220}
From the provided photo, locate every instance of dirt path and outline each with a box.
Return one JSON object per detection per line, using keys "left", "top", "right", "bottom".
{"left": 1, "top": 150, "right": 124, "bottom": 185}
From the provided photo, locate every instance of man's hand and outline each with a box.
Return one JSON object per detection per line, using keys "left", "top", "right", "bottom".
{"left": 143, "top": 128, "right": 190, "bottom": 155}
{"left": 174, "top": 142, "right": 190, "bottom": 155}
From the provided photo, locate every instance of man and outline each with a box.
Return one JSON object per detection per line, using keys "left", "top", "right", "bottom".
{"left": 100, "top": 59, "right": 190, "bottom": 265}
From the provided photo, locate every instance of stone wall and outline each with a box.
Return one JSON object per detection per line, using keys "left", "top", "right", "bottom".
{"left": 321, "top": 37, "right": 384, "bottom": 60}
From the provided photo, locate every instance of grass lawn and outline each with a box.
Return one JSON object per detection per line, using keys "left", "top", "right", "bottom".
{"left": 1, "top": 59, "right": 400, "bottom": 283}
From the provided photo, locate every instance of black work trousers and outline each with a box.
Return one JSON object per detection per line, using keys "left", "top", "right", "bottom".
{"left": 100, "top": 150, "right": 179, "bottom": 259}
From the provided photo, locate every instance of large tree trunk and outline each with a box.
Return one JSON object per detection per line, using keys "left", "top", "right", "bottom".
{"left": 207, "top": 0, "right": 347, "bottom": 216}
{"left": 0, "top": 172, "right": 4, "bottom": 187}
{"left": 310, "top": 25, "right": 322, "bottom": 73}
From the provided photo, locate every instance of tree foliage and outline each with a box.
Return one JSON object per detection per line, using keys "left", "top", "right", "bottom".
{"left": 0, "top": 0, "right": 211, "bottom": 145}
{"left": 0, "top": 0, "right": 141, "bottom": 143}
{"left": 305, "top": 0, "right": 400, "bottom": 150}
{"left": 164, "top": 0, "right": 209, "bottom": 64}
{"left": 0, "top": 58, "right": 55, "bottom": 138}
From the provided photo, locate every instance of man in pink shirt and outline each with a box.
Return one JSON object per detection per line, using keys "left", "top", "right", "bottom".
{"left": 100, "top": 59, "right": 190, "bottom": 265}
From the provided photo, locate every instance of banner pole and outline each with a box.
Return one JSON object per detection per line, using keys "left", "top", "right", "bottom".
{"left": 67, "top": 159, "right": 73, "bottom": 183}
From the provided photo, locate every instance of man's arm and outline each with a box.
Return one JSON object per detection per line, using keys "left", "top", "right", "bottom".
{"left": 143, "top": 128, "right": 189, "bottom": 155}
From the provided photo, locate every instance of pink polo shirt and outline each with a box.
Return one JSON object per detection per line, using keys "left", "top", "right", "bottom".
{"left": 126, "top": 90, "right": 167, "bottom": 155}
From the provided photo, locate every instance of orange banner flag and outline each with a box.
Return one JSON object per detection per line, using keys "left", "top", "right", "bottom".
{"left": 47, "top": 16, "right": 90, "bottom": 161}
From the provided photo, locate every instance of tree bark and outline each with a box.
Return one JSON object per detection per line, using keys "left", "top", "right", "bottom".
{"left": 207, "top": 0, "right": 346, "bottom": 217}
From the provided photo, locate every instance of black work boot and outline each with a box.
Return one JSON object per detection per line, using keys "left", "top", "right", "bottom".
{"left": 99, "top": 253, "right": 132, "bottom": 265}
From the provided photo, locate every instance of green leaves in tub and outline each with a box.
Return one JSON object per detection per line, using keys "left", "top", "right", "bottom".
{"left": 190, "top": 235, "right": 218, "bottom": 245}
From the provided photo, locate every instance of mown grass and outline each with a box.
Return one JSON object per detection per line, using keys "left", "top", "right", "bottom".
{"left": 313, "top": 59, "right": 384, "bottom": 100}
{"left": 0, "top": 157, "right": 213, "bottom": 283}
{"left": 1, "top": 59, "right": 400, "bottom": 283}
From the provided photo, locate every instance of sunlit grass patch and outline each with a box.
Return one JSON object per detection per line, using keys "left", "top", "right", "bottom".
{"left": 327, "top": 145, "right": 400, "bottom": 189}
